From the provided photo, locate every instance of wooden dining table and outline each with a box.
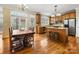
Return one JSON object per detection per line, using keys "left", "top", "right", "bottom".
{"left": 11, "top": 29, "right": 35, "bottom": 53}
{"left": 12, "top": 30, "right": 34, "bottom": 37}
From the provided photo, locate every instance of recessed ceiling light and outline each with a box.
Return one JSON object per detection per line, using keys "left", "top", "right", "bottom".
{"left": 43, "top": 13, "right": 51, "bottom": 15}
{"left": 51, "top": 15, "right": 55, "bottom": 17}
{"left": 51, "top": 13, "right": 61, "bottom": 17}
{"left": 41, "top": 13, "right": 51, "bottom": 16}
{"left": 56, "top": 13, "right": 61, "bottom": 16}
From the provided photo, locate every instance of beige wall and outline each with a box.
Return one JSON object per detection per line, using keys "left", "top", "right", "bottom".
{"left": 76, "top": 8, "right": 79, "bottom": 44}
{"left": 2, "top": 5, "right": 11, "bottom": 53}
{"left": 3, "top": 5, "right": 11, "bottom": 38}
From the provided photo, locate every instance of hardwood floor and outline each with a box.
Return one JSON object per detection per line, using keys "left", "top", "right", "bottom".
{"left": 1, "top": 33, "right": 79, "bottom": 54}
{"left": 64, "top": 36, "right": 79, "bottom": 54}
{"left": 0, "top": 35, "right": 3, "bottom": 53}
{"left": 15, "top": 34, "right": 79, "bottom": 54}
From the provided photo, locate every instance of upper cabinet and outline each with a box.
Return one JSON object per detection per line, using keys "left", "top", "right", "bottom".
{"left": 56, "top": 16, "right": 62, "bottom": 21}
{"left": 69, "top": 12, "right": 76, "bottom": 19}
{"left": 36, "top": 14, "right": 41, "bottom": 24}
{"left": 61, "top": 11, "right": 76, "bottom": 23}
{"left": 51, "top": 17, "right": 55, "bottom": 24}
{"left": 50, "top": 11, "right": 76, "bottom": 23}
{"left": 61, "top": 15, "right": 65, "bottom": 22}
{"left": 65, "top": 13, "right": 70, "bottom": 19}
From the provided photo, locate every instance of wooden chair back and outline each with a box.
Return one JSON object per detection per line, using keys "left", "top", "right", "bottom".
{"left": 9, "top": 27, "right": 13, "bottom": 53}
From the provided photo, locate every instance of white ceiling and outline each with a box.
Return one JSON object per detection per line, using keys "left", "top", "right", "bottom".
{"left": 26, "top": 4, "right": 79, "bottom": 16}
{"left": 0, "top": 4, "right": 79, "bottom": 16}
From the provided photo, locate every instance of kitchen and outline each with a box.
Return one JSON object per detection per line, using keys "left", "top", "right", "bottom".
{"left": 1, "top": 4, "right": 79, "bottom": 54}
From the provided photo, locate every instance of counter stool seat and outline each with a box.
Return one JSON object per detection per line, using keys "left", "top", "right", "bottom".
{"left": 51, "top": 32, "right": 59, "bottom": 40}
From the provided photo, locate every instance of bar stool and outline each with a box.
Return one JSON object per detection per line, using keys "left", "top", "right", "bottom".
{"left": 51, "top": 32, "right": 59, "bottom": 40}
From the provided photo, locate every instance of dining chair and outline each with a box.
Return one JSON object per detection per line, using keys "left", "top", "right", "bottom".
{"left": 24, "top": 33, "right": 34, "bottom": 47}
{"left": 9, "top": 27, "right": 24, "bottom": 53}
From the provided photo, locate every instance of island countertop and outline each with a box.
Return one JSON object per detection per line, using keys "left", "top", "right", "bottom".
{"left": 46, "top": 26, "right": 68, "bottom": 30}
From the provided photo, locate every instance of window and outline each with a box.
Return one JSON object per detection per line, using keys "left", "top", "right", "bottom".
{"left": 30, "top": 16, "right": 35, "bottom": 28}
{"left": 0, "top": 7, "right": 3, "bottom": 33}
{"left": 41, "top": 16, "right": 49, "bottom": 26}
{"left": 11, "top": 10, "right": 35, "bottom": 31}
{"left": 0, "top": 18, "right": 3, "bottom": 32}
{"left": 11, "top": 11, "right": 26, "bottom": 30}
{"left": 19, "top": 18, "right": 26, "bottom": 30}
{"left": 27, "top": 15, "right": 35, "bottom": 31}
{"left": 11, "top": 16, "right": 19, "bottom": 30}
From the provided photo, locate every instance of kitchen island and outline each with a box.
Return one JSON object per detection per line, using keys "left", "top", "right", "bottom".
{"left": 46, "top": 26, "right": 68, "bottom": 44}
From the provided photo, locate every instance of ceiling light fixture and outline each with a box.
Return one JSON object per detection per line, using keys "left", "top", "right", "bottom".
{"left": 51, "top": 5, "right": 61, "bottom": 24}
{"left": 51, "top": 5, "right": 61, "bottom": 17}
{"left": 19, "top": 4, "right": 29, "bottom": 11}
{"left": 56, "top": 13, "right": 61, "bottom": 16}
{"left": 51, "top": 15, "right": 55, "bottom": 17}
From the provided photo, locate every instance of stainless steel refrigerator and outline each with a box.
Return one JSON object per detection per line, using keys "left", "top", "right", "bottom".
{"left": 64, "top": 19, "right": 76, "bottom": 36}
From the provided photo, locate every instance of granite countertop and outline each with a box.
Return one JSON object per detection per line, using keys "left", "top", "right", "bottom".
{"left": 46, "top": 26, "right": 68, "bottom": 30}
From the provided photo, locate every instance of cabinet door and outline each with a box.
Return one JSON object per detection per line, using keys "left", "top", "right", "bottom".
{"left": 65, "top": 14, "right": 70, "bottom": 19}
{"left": 69, "top": 12, "right": 76, "bottom": 19}
{"left": 51, "top": 17, "right": 55, "bottom": 24}
{"left": 36, "top": 14, "right": 41, "bottom": 24}
{"left": 61, "top": 15, "right": 65, "bottom": 23}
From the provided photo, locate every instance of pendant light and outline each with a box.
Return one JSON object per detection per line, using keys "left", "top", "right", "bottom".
{"left": 53, "top": 5, "right": 61, "bottom": 23}
{"left": 54, "top": 5, "right": 57, "bottom": 23}
{"left": 18, "top": 4, "right": 29, "bottom": 11}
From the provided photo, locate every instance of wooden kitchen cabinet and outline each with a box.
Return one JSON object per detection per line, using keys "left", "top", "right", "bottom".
{"left": 69, "top": 12, "right": 76, "bottom": 19}
{"left": 47, "top": 27, "right": 68, "bottom": 44}
{"left": 36, "top": 14, "right": 41, "bottom": 24}
{"left": 61, "top": 11, "right": 76, "bottom": 23}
